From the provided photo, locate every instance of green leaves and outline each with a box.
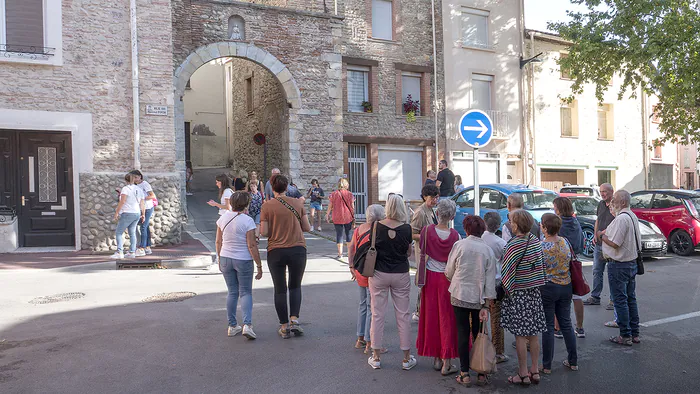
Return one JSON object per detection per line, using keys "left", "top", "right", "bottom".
{"left": 550, "top": 0, "right": 700, "bottom": 143}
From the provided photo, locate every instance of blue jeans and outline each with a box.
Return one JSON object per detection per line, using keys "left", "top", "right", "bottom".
{"left": 138, "top": 207, "right": 154, "bottom": 248}
{"left": 591, "top": 244, "right": 606, "bottom": 299}
{"left": 220, "top": 257, "right": 254, "bottom": 327}
{"left": 608, "top": 261, "right": 640, "bottom": 338}
{"left": 357, "top": 286, "right": 372, "bottom": 341}
{"left": 541, "top": 282, "right": 577, "bottom": 369}
{"left": 116, "top": 213, "right": 140, "bottom": 253}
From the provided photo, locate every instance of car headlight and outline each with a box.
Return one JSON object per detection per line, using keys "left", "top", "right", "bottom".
{"left": 649, "top": 222, "right": 663, "bottom": 234}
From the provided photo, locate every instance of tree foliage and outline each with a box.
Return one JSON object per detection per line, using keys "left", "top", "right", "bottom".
{"left": 550, "top": 0, "right": 700, "bottom": 144}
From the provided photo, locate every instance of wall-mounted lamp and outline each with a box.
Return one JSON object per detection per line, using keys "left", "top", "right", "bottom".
{"left": 520, "top": 52, "right": 544, "bottom": 69}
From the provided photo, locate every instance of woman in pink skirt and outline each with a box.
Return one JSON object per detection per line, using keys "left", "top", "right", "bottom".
{"left": 416, "top": 199, "right": 460, "bottom": 375}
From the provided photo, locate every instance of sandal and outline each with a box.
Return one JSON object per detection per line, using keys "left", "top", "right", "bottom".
{"left": 441, "top": 363, "right": 458, "bottom": 376}
{"left": 529, "top": 372, "right": 541, "bottom": 384}
{"left": 508, "top": 374, "right": 531, "bottom": 385}
{"left": 632, "top": 336, "right": 641, "bottom": 344}
{"left": 539, "top": 367, "right": 552, "bottom": 374}
{"left": 355, "top": 339, "right": 367, "bottom": 349}
{"left": 563, "top": 360, "right": 579, "bottom": 371}
{"left": 477, "top": 373, "right": 490, "bottom": 386}
{"left": 609, "top": 335, "right": 633, "bottom": 346}
{"left": 432, "top": 358, "right": 443, "bottom": 371}
{"left": 456, "top": 373, "right": 471, "bottom": 386}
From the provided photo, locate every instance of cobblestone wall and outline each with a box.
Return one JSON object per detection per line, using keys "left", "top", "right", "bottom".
{"left": 79, "top": 173, "right": 183, "bottom": 252}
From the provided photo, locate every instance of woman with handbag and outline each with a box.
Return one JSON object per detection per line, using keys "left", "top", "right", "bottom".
{"left": 416, "top": 199, "right": 460, "bottom": 376}
{"left": 366, "top": 194, "right": 416, "bottom": 371}
{"left": 260, "top": 175, "right": 312, "bottom": 339}
{"left": 215, "top": 192, "right": 263, "bottom": 339}
{"left": 348, "top": 204, "right": 388, "bottom": 355}
{"left": 326, "top": 178, "right": 355, "bottom": 258}
{"left": 539, "top": 213, "right": 578, "bottom": 374}
{"left": 445, "top": 215, "right": 497, "bottom": 386}
{"left": 500, "top": 209, "right": 547, "bottom": 386}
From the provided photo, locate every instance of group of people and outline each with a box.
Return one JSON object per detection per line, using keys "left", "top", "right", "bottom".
{"left": 425, "top": 160, "right": 463, "bottom": 197}
{"left": 111, "top": 170, "right": 157, "bottom": 259}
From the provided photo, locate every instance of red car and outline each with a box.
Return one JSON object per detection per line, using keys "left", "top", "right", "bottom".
{"left": 630, "top": 190, "right": 700, "bottom": 256}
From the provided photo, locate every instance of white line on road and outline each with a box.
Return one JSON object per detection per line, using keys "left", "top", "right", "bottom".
{"left": 640, "top": 311, "right": 700, "bottom": 327}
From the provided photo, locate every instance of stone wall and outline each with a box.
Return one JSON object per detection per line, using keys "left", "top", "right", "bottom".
{"left": 79, "top": 173, "right": 183, "bottom": 252}
{"left": 228, "top": 58, "right": 288, "bottom": 177}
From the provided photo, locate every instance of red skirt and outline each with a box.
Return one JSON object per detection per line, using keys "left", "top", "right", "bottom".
{"left": 416, "top": 269, "right": 459, "bottom": 359}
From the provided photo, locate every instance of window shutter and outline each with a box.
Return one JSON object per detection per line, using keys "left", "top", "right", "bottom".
{"left": 461, "top": 8, "right": 489, "bottom": 48}
{"left": 560, "top": 107, "right": 572, "bottom": 136}
{"left": 471, "top": 74, "right": 493, "bottom": 111}
{"left": 371, "top": 0, "right": 393, "bottom": 40}
{"left": 5, "top": 0, "right": 44, "bottom": 50}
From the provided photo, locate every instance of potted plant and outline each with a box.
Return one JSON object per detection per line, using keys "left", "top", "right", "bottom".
{"left": 361, "top": 101, "right": 373, "bottom": 113}
{"left": 403, "top": 95, "right": 420, "bottom": 122}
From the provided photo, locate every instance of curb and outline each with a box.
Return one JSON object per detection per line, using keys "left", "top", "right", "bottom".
{"left": 160, "top": 255, "right": 215, "bottom": 269}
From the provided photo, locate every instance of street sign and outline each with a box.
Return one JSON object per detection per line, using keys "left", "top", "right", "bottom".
{"left": 145, "top": 105, "right": 168, "bottom": 116}
{"left": 253, "top": 133, "right": 266, "bottom": 145}
{"left": 458, "top": 109, "right": 493, "bottom": 149}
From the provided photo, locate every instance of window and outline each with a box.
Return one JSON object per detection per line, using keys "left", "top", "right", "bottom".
{"left": 401, "top": 72, "right": 421, "bottom": 115}
{"left": 371, "top": 0, "right": 393, "bottom": 40}
{"left": 597, "top": 104, "right": 613, "bottom": 140}
{"left": 1, "top": 0, "right": 44, "bottom": 52}
{"left": 471, "top": 74, "right": 493, "bottom": 111}
{"left": 561, "top": 107, "right": 573, "bottom": 136}
{"left": 653, "top": 140, "right": 662, "bottom": 160}
{"left": 560, "top": 53, "right": 571, "bottom": 79}
{"left": 461, "top": 8, "right": 489, "bottom": 49}
{"left": 480, "top": 189, "right": 506, "bottom": 210}
{"left": 651, "top": 193, "right": 683, "bottom": 209}
{"left": 455, "top": 189, "right": 474, "bottom": 208}
{"left": 630, "top": 193, "right": 653, "bottom": 209}
{"left": 246, "top": 75, "right": 253, "bottom": 113}
{"left": 652, "top": 105, "right": 661, "bottom": 123}
{"left": 347, "top": 65, "right": 369, "bottom": 113}
{"left": 598, "top": 169, "right": 612, "bottom": 186}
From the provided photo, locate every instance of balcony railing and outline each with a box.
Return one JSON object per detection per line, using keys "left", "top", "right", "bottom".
{"left": 485, "top": 110, "right": 509, "bottom": 138}
{"left": 0, "top": 44, "right": 55, "bottom": 60}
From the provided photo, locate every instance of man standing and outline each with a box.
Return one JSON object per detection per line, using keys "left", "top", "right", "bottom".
{"left": 409, "top": 184, "right": 440, "bottom": 322}
{"left": 264, "top": 168, "right": 281, "bottom": 200}
{"left": 435, "top": 160, "right": 455, "bottom": 198}
{"left": 501, "top": 194, "right": 541, "bottom": 242}
{"left": 600, "top": 190, "right": 641, "bottom": 346}
{"left": 584, "top": 183, "right": 615, "bottom": 309}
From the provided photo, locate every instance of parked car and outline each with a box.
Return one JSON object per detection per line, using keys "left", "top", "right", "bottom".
{"left": 560, "top": 185, "right": 601, "bottom": 199}
{"left": 630, "top": 189, "right": 700, "bottom": 256}
{"left": 451, "top": 184, "right": 557, "bottom": 237}
{"left": 568, "top": 196, "right": 667, "bottom": 258}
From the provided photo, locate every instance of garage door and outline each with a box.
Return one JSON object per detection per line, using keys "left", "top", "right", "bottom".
{"left": 378, "top": 146, "right": 423, "bottom": 201}
{"left": 452, "top": 159, "right": 500, "bottom": 187}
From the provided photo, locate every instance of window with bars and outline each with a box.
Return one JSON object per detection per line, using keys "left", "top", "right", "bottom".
{"left": 461, "top": 8, "right": 489, "bottom": 49}
{"left": 347, "top": 66, "right": 369, "bottom": 113}
{"left": 371, "top": 0, "right": 393, "bottom": 40}
{"left": 471, "top": 74, "right": 493, "bottom": 111}
{"left": 401, "top": 72, "right": 421, "bottom": 115}
{"left": 0, "top": 0, "right": 44, "bottom": 52}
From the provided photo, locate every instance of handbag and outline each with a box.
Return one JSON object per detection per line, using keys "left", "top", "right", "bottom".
{"left": 622, "top": 212, "right": 645, "bottom": 275}
{"left": 339, "top": 191, "right": 356, "bottom": 228}
{"left": 415, "top": 226, "right": 429, "bottom": 287}
{"left": 360, "top": 221, "right": 378, "bottom": 277}
{"left": 469, "top": 322, "right": 497, "bottom": 374}
{"left": 567, "top": 240, "right": 591, "bottom": 296}
{"left": 497, "top": 236, "right": 531, "bottom": 300}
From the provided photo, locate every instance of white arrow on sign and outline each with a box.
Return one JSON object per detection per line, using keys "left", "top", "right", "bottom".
{"left": 463, "top": 119, "right": 489, "bottom": 138}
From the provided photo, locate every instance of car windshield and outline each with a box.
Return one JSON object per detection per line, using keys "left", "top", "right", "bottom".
{"left": 518, "top": 191, "right": 556, "bottom": 210}
{"left": 690, "top": 197, "right": 700, "bottom": 213}
{"left": 561, "top": 187, "right": 593, "bottom": 196}
{"left": 571, "top": 197, "right": 599, "bottom": 216}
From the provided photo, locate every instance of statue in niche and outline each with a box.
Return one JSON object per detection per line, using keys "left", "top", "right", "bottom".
{"left": 228, "top": 16, "right": 245, "bottom": 41}
{"left": 230, "top": 24, "right": 242, "bottom": 40}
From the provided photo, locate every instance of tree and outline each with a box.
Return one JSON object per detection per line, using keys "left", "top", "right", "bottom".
{"left": 550, "top": 0, "right": 700, "bottom": 144}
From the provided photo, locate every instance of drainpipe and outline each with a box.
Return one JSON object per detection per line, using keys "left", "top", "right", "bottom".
{"left": 528, "top": 30, "right": 536, "bottom": 185}
{"left": 430, "top": 0, "right": 440, "bottom": 169}
{"left": 518, "top": 0, "right": 527, "bottom": 184}
{"left": 130, "top": 0, "right": 141, "bottom": 170}
{"left": 641, "top": 87, "right": 649, "bottom": 188}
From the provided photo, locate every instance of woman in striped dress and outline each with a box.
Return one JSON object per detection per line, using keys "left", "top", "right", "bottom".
{"left": 500, "top": 210, "right": 547, "bottom": 386}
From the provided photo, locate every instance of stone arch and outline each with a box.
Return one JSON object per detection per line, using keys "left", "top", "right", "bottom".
{"left": 173, "top": 42, "right": 303, "bottom": 184}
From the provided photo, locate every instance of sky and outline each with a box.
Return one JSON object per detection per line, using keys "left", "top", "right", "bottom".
{"left": 524, "top": 0, "right": 592, "bottom": 32}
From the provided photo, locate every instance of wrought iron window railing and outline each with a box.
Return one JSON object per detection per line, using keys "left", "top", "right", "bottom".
{"left": 0, "top": 44, "right": 56, "bottom": 60}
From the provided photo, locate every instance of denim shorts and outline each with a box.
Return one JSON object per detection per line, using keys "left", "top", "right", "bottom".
{"left": 250, "top": 212, "right": 260, "bottom": 225}
{"left": 310, "top": 202, "right": 322, "bottom": 211}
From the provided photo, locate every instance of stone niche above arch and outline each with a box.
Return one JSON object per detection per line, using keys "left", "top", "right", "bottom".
{"left": 228, "top": 15, "right": 245, "bottom": 41}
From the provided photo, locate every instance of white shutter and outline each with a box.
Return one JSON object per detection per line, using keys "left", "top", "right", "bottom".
{"left": 372, "top": 0, "right": 393, "bottom": 40}
{"left": 471, "top": 74, "right": 492, "bottom": 111}
{"left": 560, "top": 107, "right": 572, "bottom": 136}
{"left": 461, "top": 8, "right": 489, "bottom": 48}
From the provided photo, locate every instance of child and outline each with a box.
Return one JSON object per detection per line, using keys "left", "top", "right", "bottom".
{"left": 306, "top": 179, "right": 325, "bottom": 231}
{"left": 186, "top": 161, "right": 194, "bottom": 196}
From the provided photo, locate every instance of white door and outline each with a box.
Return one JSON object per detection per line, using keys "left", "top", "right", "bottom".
{"left": 452, "top": 159, "right": 500, "bottom": 187}
{"left": 378, "top": 146, "right": 423, "bottom": 201}
{"left": 348, "top": 144, "right": 368, "bottom": 219}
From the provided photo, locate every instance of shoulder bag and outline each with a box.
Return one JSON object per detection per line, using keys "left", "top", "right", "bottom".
{"left": 496, "top": 236, "right": 531, "bottom": 301}
{"left": 339, "top": 191, "right": 356, "bottom": 228}
{"left": 566, "top": 239, "right": 591, "bottom": 296}
{"left": 353, "top": 222, "right": 378, "bottom": 277}
{"left": 275, "top": 197, "right": 302, "bottom": 224}
{"left": 415, "top": 225, "right": 430, "bottom": 287}
{"left": 622, "top": 212, "right": 645, "bottom": 275}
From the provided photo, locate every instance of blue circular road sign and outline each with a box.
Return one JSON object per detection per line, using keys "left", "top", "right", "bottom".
{"left": 458, "top": 110, "right": 493, "bottom": 148}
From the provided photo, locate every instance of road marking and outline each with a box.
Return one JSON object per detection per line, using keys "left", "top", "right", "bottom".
{"left": 640, "top": 311, "right": 700, "bottom": 327}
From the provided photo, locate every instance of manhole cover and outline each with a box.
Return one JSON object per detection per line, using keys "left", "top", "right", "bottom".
{"left": 142, "top": 292, "right": 196, "bottom": 303}
{"left": 29, "top": 292, "right": 86, "bottom": 305}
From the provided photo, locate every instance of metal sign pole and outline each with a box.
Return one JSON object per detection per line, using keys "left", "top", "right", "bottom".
{"left": 263, "top": 141, "right": 268, "bottom": 184}
{"left": 474, "top": 148, "right": 480, "bottom": 216}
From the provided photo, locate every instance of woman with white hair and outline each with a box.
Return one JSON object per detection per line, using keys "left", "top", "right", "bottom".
{"left": 416, "top": 199, "right": 460, "bottom": 376}
{"left": 349, "top": 204, "right": 388, "bottom": 355}
{"left": 366, "top": 194, "right": 417, "bottom": 371}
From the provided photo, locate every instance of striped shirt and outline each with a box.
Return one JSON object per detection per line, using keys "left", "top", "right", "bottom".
{"left": 501, "top": 233, "right": 546, "bottom": 293}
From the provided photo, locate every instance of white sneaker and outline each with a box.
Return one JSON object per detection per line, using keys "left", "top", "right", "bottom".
{"left": 318, "top": 227, "right": 322, "bottom": 231}
{"left": 310, "top": 226, "right": 315, "bottom": 232}
{"left": 186, "top": 192, "right": 194, "bottom": 196}
{"left": 402, "top": 355, "right": 417, "bottom": 370}
{"left": 110, "top": 251, "right": 124, "bottom": 259}
{"left": 135, "top": 249, "right": 146, "bottom": 257}
{"left": 411, "top": 312, "right": 420, "bottom": 323}
{"left": 145, "top": 247, "right": 152, "bottom": 255}
{"left": 125, "top": 252, "right": 136, "bottom": 258}
{"left": 228, "top": 325, "right": 242, "bottom": 337}
{"left": 368, "top": 356, "right": 381, "bottom": 369}
{"left": 242, "top": 325, "right": 257, "bottom": 340}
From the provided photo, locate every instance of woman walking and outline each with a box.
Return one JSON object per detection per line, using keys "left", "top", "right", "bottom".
{"left": 130, "top": 170, "right": 156, "bottom": 256}
{"left": 207, "top": 174, "right": 233, "bottom": 216}
{"left": 247, "top": 181, "right": 264, "bottom": 240}
{"left": 216, "top": 192, "right": 263, "bottom": 340}
{"left": 501, "top": 209, "right": 547, "bottom": 386}
{"left": 306, "top": 179, "right": 325, "bottom": 232}
{"left": 416, "top": 200, "right": 460, "bottom": 376}
{"left": 445, "top": 215, "right": 497, "bottom": 386}
{"left": 366, "top": 194, "right": 417, "bottom": 371}
{"left": 539, "top": 213, "right": 578, "bottom": 374}
{"left": 348, "top": 204, "right": 388, "bottom": 354}
{"left": 326, "top": 178, "right": 355, "bottom": 258}
{"left": 260, "top": 174, "right": 311, "bottom": 339}
{"left": 111, "top": 173, "right": 145, "bottom": 259}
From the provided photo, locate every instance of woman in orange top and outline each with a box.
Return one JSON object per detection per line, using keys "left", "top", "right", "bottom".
{"left": 326, "top": 178, "right": 356, "bottom": 258}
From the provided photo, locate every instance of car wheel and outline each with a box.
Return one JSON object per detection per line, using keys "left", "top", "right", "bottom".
{"left": 670, "top": 230, "right": 694, "bottom": 256}
{"left": 581, "top": 227, "right": 595, "bottom": 258}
